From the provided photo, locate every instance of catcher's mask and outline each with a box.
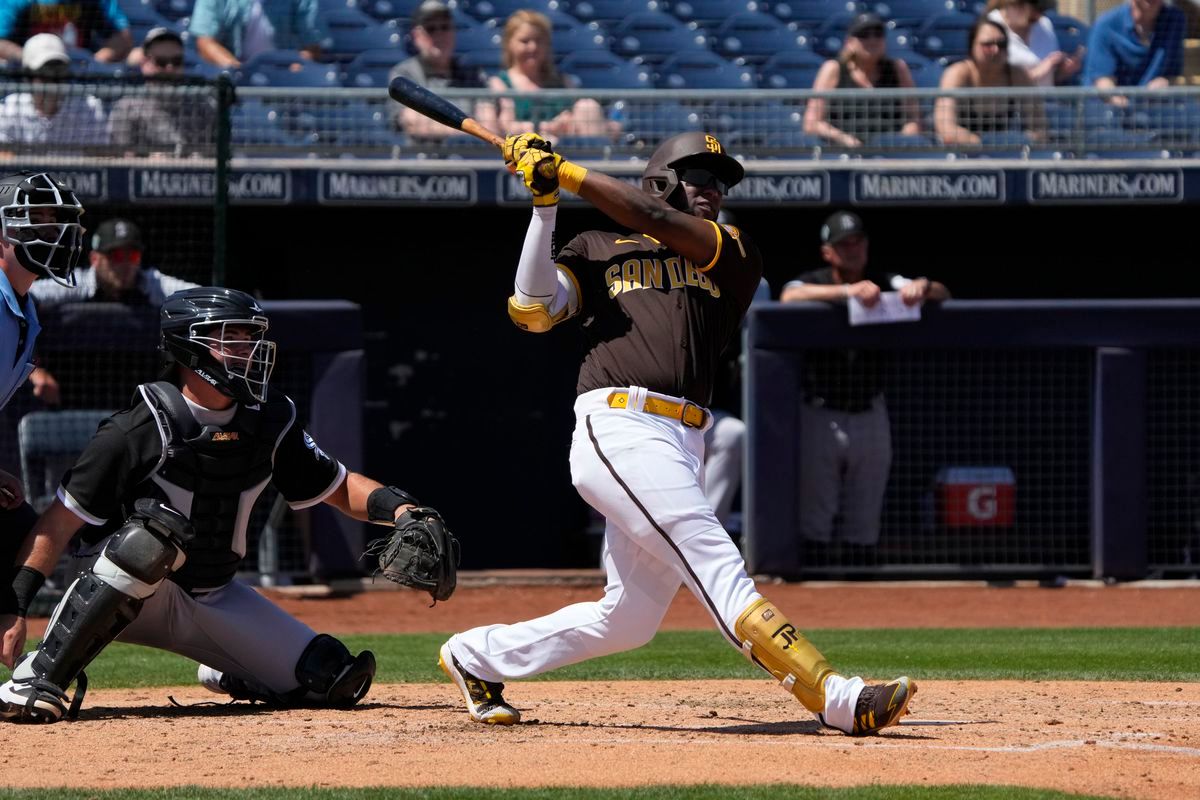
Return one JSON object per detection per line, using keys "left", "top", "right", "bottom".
{"left": 0, "top": 171, "right": 84, "bottom": 286}
{"left": 160, "top": 287, "right": 277, "bottom": 405}
{"left": 641, "top": 132, "right": 744, "bottom": 212}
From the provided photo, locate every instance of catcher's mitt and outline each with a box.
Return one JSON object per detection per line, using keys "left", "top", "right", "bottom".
{"left": 364, "top": 507, "right": 459, "bottom": 604}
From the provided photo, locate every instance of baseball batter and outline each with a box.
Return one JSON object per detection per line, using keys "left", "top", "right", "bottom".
{"left": 438, "top": 132, "right": 915, "bottom": 735}
{"left": 0, "top": 287, "right": 420, "bottom": 723}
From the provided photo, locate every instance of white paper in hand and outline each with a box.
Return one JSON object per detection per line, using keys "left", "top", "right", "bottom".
{"left": 847, "top": 291, "right": 922, "bottom": 327}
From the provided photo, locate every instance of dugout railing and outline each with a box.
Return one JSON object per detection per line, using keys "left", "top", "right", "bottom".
{"left": 743, "top": 300, "right": 1200, "bottom": 582}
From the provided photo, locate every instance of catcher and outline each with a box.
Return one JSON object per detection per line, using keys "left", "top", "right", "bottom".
{"left": 0, "top": 287, "right": 457, "bottom": 722}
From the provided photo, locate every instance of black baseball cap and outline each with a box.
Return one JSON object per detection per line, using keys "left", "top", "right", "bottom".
{"left": 820, "top": 211, "right": 866, "bottom": 244}
{"left": 92, "top": 218, "right": 143, "bottom": 252}
{"left": 413, "top": 0, "right": 452, "bottom": 28}
{"left": 847, "top": 12, "right": 886, "bottom": 37}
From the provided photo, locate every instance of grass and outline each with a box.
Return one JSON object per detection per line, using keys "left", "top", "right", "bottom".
{"left": 13, "top": 627, "right": 1198, "bottom": 688}
{"left": 0, "top": 787, "right": 1116, "bottom": 800}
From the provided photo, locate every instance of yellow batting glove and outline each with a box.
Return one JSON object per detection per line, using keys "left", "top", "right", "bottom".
{"left": 516, "top": 148, "right": 561, "bottom": 207}
{"left": 503, "top": 132, "right": 552, "bottom": 170}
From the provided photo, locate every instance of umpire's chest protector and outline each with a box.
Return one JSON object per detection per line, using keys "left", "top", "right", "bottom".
{"left": 139, "top": 381, "right": 293, "bottom": 591}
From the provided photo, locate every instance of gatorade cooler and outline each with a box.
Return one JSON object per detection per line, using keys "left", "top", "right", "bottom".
{"left": 935, "top": 467, "right": 1016, "bottom": 527}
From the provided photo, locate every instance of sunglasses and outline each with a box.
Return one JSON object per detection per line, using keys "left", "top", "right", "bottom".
{"left": 852, "top": 27, "right": 885, "bottom": 40}
{"left": 678, "top": 168, "right": 729, "bottom": 194}
{"left": 152, "top": 54, "right": 185, "bottom": 68}
{"left": 422, "top": 22, "right": 453, "bottom": 33}
{"left": 978, "top": 38, "right": 1009, "bottom": 49}
{"left": 101, "top": 246, "right": 142, "bottom": 262}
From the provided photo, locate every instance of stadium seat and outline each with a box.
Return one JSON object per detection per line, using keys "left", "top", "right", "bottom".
{"left": 1044, "top": 11, "right": 1089, "bottom": 54}
{"left": 19, "top": 410, "right": 113, "bottom": 514}
{"left": 560, "top": 49, "right": 652, "bottom": 89}
{"left": 611, "top": 11, "right": 710, "bottom": 66}
{"left": 238, "top": 50, "right": 342, "bottom": 87}
{"left": 869, "top": 0, "right": 958, "bottom": 28}
{"left": 719, "top": 100, "right": 805, "bottom": 149}
{"left": 453, "top": 20, "right": 502, "bottom": 52}
{"left": 759, "top": 48, "right": 826, "bottom": 89}
{"left": 621, "top": 100, "right": 705, "bottom": 147}
{"left": 668, "top": 0, "right": 756, "bottom": 33}
{"left": 544, "top": 10, "right": 609, "bottom": 63}
{"left": 656, "top": 50, "right": 755, "bottom": 89}
{"left": 154, "top": 0, "right": 191, "bottom": 21}
{"left": 287, "top": 100, "right": 403, "bottom": 154}
{"left": 463, "top": 0, "right": 559, "bottom": 23}
{"left": 343, "top": 47, "right": 406, "bottom": 88}
{"left": 768, "top": 0, "right": 864, "bottom": 28}
{"left": 900, "top": 52, "right": 944, "bottom": 87}
{"left": 712, "top": 11, "right": 811, "bottom": 67}
{"left": 358, "top": 0, "right": 424, "bottom": 22}
{"left": 914, "top": 11, "right": 975, "bottom": 61}
{"left": 565, "top": 0, "right": 661, "bottom": 28}
{"left": 318, "top": 8, "right": 405, "bottom": 61}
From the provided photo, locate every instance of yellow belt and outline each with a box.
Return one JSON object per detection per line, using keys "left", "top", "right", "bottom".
{"left": 607, "top": 390, "right": 709, "bottom": 429}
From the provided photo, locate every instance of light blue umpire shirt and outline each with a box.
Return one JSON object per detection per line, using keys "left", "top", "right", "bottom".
{"left": 0, "top": 266, "right": 39, "bottom": 410}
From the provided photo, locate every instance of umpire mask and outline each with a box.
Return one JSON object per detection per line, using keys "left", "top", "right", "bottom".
{"left": 0, "top": 171, "right": 84, "bottom": 286}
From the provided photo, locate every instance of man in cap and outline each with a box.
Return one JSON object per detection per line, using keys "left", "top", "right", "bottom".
{"left": 389, "top": 0, "right": 495, "bottom": 137}
{"left": 0, "top": 33, "right": 107, "bottom": 150}
{"left": 0, "top": 0, "right": 131, "bottom": 64}
{"left": 27, "top": 217, "right": 197, "bottom": 405}
{"left": 110, "top": 27, "right": 215, "bottom": 157}
{"left": 781, "top": 211, "right": 949, "bottom": 563}
{"left": 435, "top": 132, "right": 918, "bottom": 736}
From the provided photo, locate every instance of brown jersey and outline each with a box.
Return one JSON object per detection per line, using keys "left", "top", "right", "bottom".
{"left": 557, "top": 220, "right": 763, "bottom": 407}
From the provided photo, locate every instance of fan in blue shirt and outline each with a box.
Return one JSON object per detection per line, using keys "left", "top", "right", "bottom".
{"left": 1084, "top": 0, "right": 1185, "bottom": 99}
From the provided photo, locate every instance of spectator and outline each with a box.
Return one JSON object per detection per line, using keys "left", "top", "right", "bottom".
{"left": 388, "top": 0, "right": 496, "bottom": 137}
{"left": 190, "top": 0, "right": 321, "bottom": 69}
{"left": 803, "top": 12, "right": 923, "bottom": 148}
{"left": 0, "top": 33, "right": 108, "bottom": 152}
{"left": 490, "top": 9, "right": 616, "bottom": 140}
{"left": 780, "top": 211, "right": 949, "bottom": 563}
{"left": 935, "top": 17, "right": 1046, "bottom": 146}
{"left": 0, "top": 0, "right": 131, "bottom": 64}
{"left": 28, "top": 218, "right": 198, "bottom": 406}
{"left": 109, "top": 28, "right": 216, "bottom": 158}
{"left": 986, "top": 0, "right": 1083, "bottom": 87}
{"left": 1084, "top": 0, "right": 1185, "bottom": 105}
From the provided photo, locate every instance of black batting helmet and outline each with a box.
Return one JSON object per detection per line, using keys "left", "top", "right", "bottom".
{"left": 0, "top": 171, "right": 84, "bottom": 286}
{"left": 160, "top": 287, "right": 277, "bottom": 405}
{"left": 641, "top": 132, "right": 744, "bottom": 211}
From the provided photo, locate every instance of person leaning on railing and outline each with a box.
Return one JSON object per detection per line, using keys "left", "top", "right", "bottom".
{"left": 935, "top": 16, "right": 1046, "bottom": 146}
{"left": 489, "top": 9, "right": 619, "bottom": 142}
{"left": 388, "top": 0, "right": 497, "bottom": 139}
{"left": 109, "top": 27, "right": 216, "bottom": 158}
{"left": 986, "top": 0, "right": 1083, "bottom": 87}
{"left": 1083, "top": 0, "right": 1186, "bottom": 107}
{"left": 803, "top": 12, "right": 923, "bottom": 148}
{"left": 189, "top": 0, "right": 322, "bottom": 69}
{"left": 0, "top": 0, "right": 132, "bottom": 65}
{"left": 0, "top": 34, "right": 108, "bottom": 154}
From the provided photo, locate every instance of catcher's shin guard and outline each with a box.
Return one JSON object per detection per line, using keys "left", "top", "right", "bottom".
{"left": 0, "top": 501, "right": 189, "bottom": 723}
{"left": 734, "top": 597, "right": 837, "bottom": 713}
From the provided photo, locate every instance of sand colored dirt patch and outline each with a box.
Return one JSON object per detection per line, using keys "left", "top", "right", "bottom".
{"left": 13, "top": 582, "right": 1200, "bottom": 798}
{"left": 6, "top": 680, "right": 1198, "bottom": 800}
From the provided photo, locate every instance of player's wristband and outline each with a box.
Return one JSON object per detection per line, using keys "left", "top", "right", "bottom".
{"left": 5, "top": 566, "right": 46, "bottom": 618}
{"left": 367, "top": 486, "right": 420, "bottom": 523}
{"left": 558, "top": 161, "right": 587, "bottom": 194}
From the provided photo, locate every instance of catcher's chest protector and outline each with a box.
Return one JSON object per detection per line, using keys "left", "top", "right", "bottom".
{"left": 140, "top": 381, "right": 292, "bottom": 591}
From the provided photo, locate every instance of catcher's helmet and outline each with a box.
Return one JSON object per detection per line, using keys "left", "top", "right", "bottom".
{"left": 0, "top": 171, "right": 84, "bottom": 286}
{"left": 160, "top": 287, "right": 277, "bottom": 405}
{"left": 641, "top": 132, "right": 744, "bottom": 211}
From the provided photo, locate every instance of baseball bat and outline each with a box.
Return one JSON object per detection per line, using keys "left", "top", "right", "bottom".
{"left": 387, "top": 76, "right": 504, "bottom": 150}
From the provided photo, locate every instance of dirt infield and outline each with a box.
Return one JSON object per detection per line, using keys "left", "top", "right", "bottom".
{"left": 16, "top": 582, "right": 1200, "bottom": 799}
